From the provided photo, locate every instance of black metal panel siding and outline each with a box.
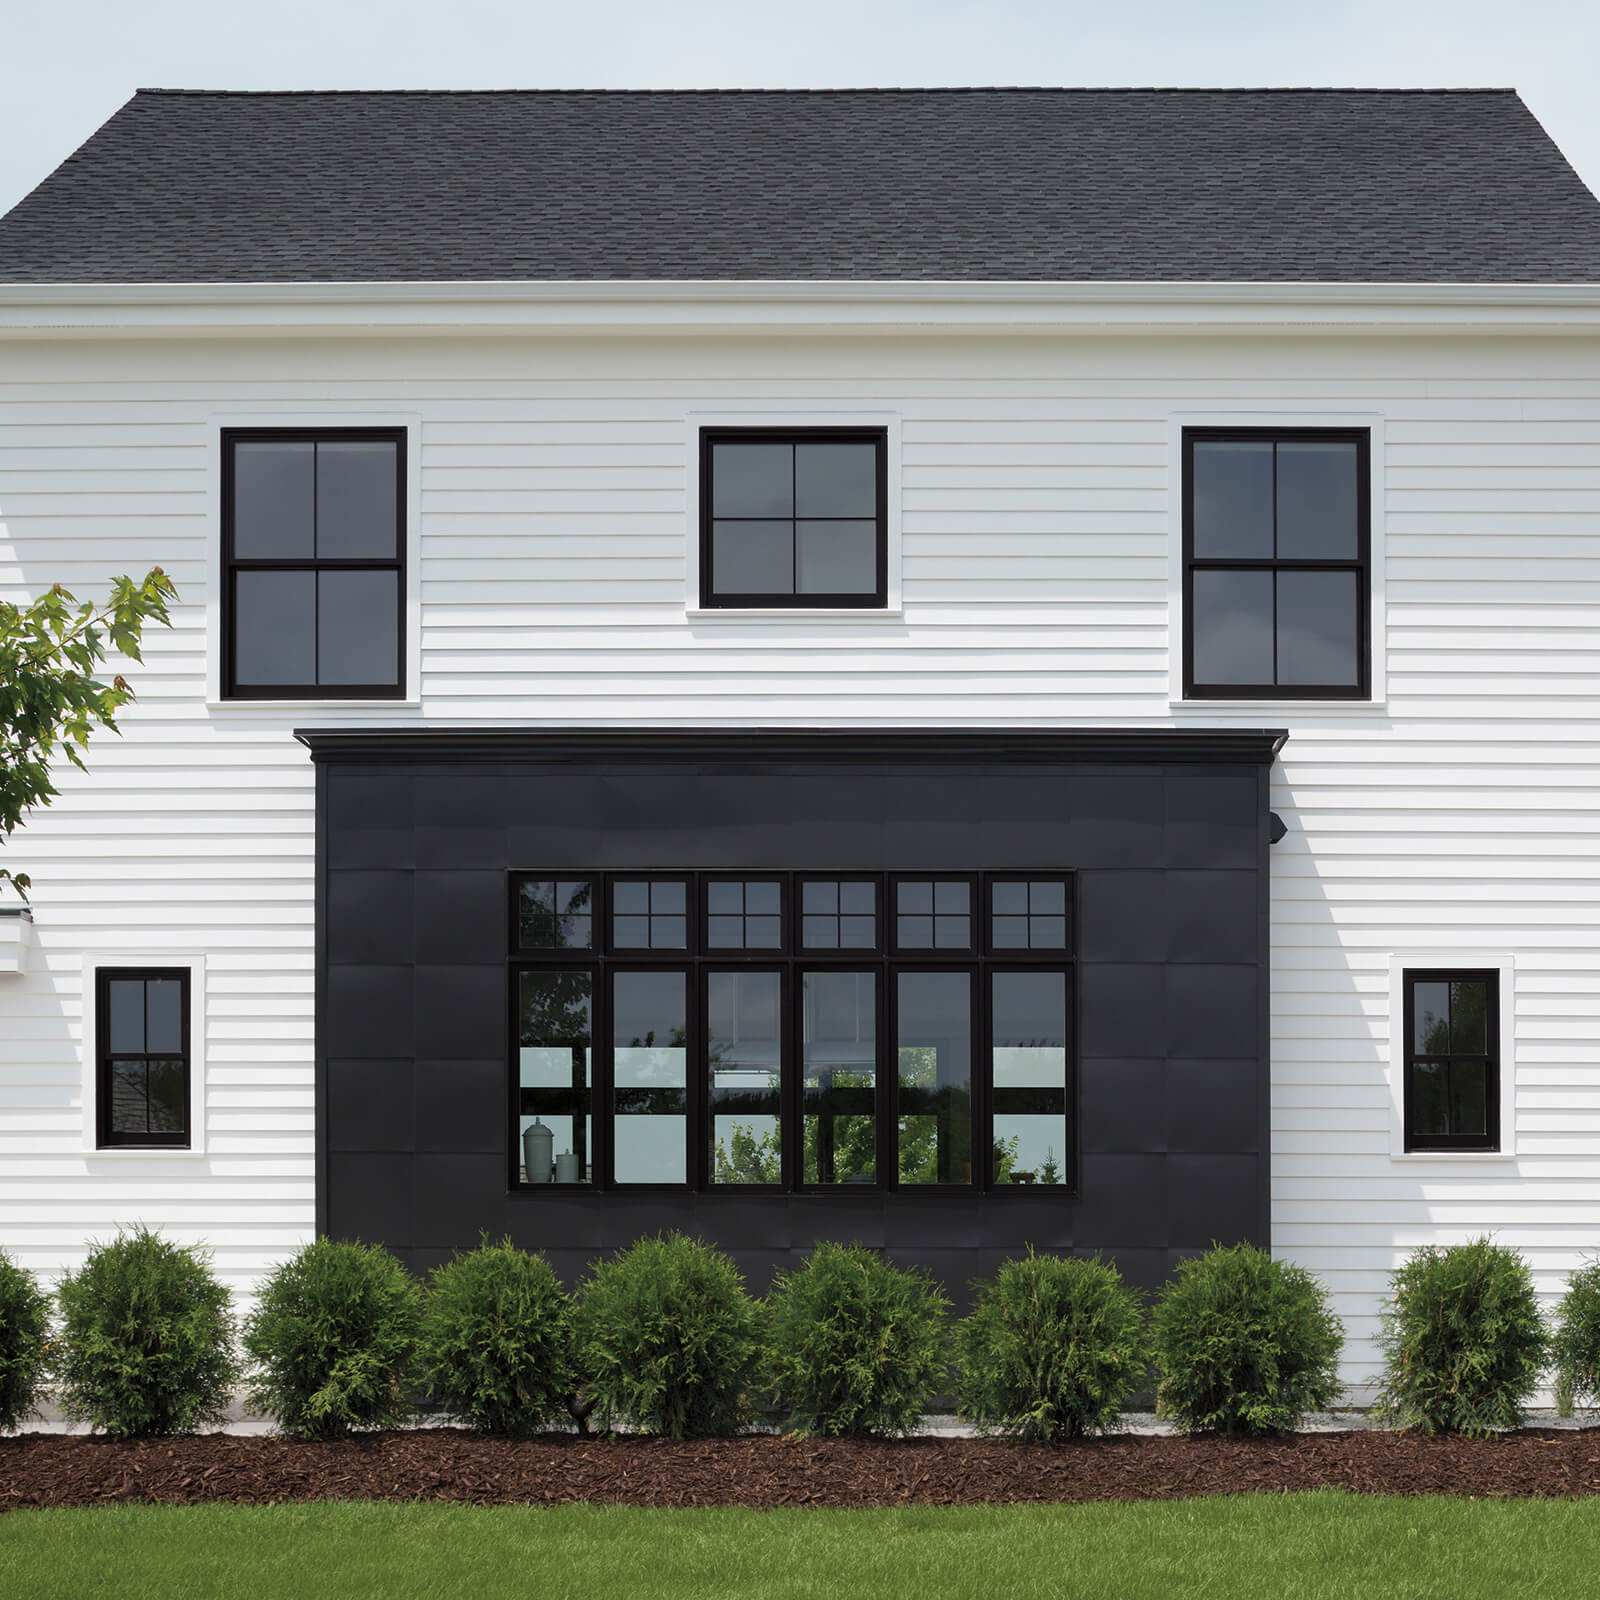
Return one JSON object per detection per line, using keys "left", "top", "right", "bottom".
{"left": 311, "top": 731, "right": 1280, "bottom": 1306}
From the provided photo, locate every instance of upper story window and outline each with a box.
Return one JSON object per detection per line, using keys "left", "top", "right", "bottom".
{"left": 96, "top": 968, "right": 190, "bottom": 1148}
{"left": 1404, "top": 969, "right": 1499, "bottom": 1152}
{"left": 700, "top": 428, "right": 887, "bottom": 608}
{"left": 1183, "top": 428, "right": 1370, "bottom": 700}
{"left": 222, "top": 429, "right": 405, "bottom": 699}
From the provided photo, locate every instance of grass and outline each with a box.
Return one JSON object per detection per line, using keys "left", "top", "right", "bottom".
{"left": 2, "top": 1494, "right": 1598, "bottom": 1599}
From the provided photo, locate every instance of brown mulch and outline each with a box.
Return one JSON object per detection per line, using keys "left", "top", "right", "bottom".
{"left": 4, "top": 1429, "right": 1600, "bottom": 1511}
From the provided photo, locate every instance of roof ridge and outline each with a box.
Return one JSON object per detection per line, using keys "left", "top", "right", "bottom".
{"left": 128, "top": 85, "right": 1524, "bottom": 98}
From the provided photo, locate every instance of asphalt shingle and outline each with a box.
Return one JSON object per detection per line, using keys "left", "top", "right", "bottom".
{"left": 1, "top": 87, "right": 1598, "bottom": 284}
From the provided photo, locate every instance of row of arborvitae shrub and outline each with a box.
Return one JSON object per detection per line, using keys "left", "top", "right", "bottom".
{"left": 0, "top": 1231, "right": 1595, "bottom": 1442}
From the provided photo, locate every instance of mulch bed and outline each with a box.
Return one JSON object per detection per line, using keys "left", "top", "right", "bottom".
{"left": 4, "top": 1429, "right": 1600, "bottom": 1511}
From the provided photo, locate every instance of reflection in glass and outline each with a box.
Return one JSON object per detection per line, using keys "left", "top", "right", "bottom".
{"left": 711, "top": 441, "right": 793, "bottom": 518}
{"left": 518, "top": 970, "right": 593, "bottom": 1183}
{"left": 706, "top": 880, "right": 783, "bottom": 950}
{"left": 1414, "top": 982, "right": 1450, "bottom": 1054}
{"left": 713, "top": 520, "right": 793, "bottom": 595}
{"left": 108, "top": 979, "right": 147, "bottom": 1054}
{"left": 896, "top": 880, "right": 971, "bottom": 950}
{"left": 1192, "top": 441, "right": 1273, "bottom": 559}
{"left": 802, "top": 880, "right": 876, "bottom": 949}
{"left": 990, "top": 971, "right": 1068, "bottom": 1185}
{"left": 1276, "top": 441, "right": 1359, "bottom": 560}
{"left": 990, "top": 881, "right": 1069, "bottom": 952}
{"left": 795, "top": 442, "right": 877, "bottom": 518}
{"left": 318, "top": 570, "right": 399, "bottom": 686}
{"left": 611, "top": 880, "right": 688, "bottom": 949}
{"left": 518, "top": 880, "right": 593, "bottom": 950}
{"left": 708, "top": 972, "right": 783, "bottom": 1184}
{"left": 612, "top": 971, "right": 688, "bottom": 1184}
{"left": 145, "top": 1061, "right": 187, "bottom": 1133}
{"left": 144, "top": 979, "right": 185, "bottom": 1054}
{"left": 1410, "top": 1060, "right": 1449, "bottom": 1138}
{"left": 796, "top": 521, "right": 876, "bottom": 594}
{"left": 896, "top": 971, "right": 971, "bottom": 1184}
{"left": 1277, "top": 570, "right": 1359, "bottom": 686}
{"left": 1191, "top": 569, "right": 1273, "bottom": 687}
{"left": 1450, "top": 981, "right": 1488, "bottom": 1054}
{"left": 803, "top": 971, "right": 876, "bottom": 1184}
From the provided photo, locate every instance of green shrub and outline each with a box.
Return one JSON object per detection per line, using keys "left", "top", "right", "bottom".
{"left": 55, "top": 1227, "right": 236, "bottom": 1438}
{"left": 418, "top": 1237, "right": 573, "bottom": 1434}
{"left": 1552, "top": 1262, "right": 1600, "bottom": 1414}
{"left": 1151, "top": 1242, "right": 1342, "bottom": 1436}
{"left": 244, "top": 1237, "right": 421, "bottom": 1439}
{"left": 766, "top": 1242, "right": 950, "bottom": 1437}
{"left": 0, "top": 1249, "right": 50, "bottom": 1433}
{"left": 571, "top": 1233, "right": 764, "bottom": 1439}
{"left": 958, "top": 1250, "right": 1148, "bottom": 1440}
{"left": 1377, "top": 1238, "right": 1547, "bottom": 1436}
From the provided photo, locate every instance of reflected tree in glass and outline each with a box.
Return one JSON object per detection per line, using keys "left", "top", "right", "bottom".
{"left": 518, "top": 970, "right": 593, "bottom": 1183}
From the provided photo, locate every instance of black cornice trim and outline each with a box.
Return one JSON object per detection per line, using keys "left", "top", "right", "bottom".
{"left": 294, "top": 726, "right": 1288, "bottom": 766}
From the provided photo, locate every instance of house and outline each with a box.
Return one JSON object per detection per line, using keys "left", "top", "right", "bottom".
{"left": 2, "top": 87, "right": 1599, "bottom": 1403}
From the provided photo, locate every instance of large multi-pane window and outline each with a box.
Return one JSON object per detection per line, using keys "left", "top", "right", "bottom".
{"left": 1183, "top": 428, "right": 1370, "bottom": 699}
{"left": 509, "top": 871, "right": 1074, "bottom": 1190}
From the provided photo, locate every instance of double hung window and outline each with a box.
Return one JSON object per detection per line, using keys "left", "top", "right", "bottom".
{"left": 96, "top": 969, "right": 190, "bottom": 1148}
{"left": 222, "top": 428, "right": 405, "bottom": 698}
{"left": 1403, "top": 969, "right": 1499, "bottom": 1152}
{"left": 1183, "top": 428, "right": 1370, "bottom": 699}
{"left": 510, "top": 871, "right": 1073, "bottom": 1191}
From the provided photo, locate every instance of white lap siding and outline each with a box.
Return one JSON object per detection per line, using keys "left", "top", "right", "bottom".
{"left": 0, "top": 327, "right": 1595, "bottom": 1389}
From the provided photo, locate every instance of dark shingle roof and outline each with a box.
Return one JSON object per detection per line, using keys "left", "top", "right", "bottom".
{"left": 2, "top": 87, "right": 1599, "bottom": 284}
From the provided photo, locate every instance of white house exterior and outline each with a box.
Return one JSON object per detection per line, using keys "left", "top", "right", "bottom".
{"left": 2, "top": 88, "right": 1599, "bottom": 1400}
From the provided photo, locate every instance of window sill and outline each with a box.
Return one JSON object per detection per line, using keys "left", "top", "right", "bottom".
{"left": 1388, "top": 1148, "right": 1515, "bottom": 1163}
{"left": 83, "top": 1147, "right": 207, "bottom": 1161}
{"left": 1171, "top": 697, "right": 1385, "bottom": 713}
{"left": 207, "top": 698, "right": 421, "bottom": 712}
{"left": 686, "top": 607, "right": 904, "bottom": 622}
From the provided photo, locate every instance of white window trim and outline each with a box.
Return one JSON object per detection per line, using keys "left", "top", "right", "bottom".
{"left": 81, "top": 953, "right": 209, "bottom": 1158}
{"left": 1166, "top": 409, "right": 1386, "bottom": 710}
{"left": 1387, "top": 952, "right": 1516, "bottom": 1162}
{"left": 683, "top": 408, "right": 903, "bottom": 618}
{"left": 204, "top": 408, "right": 423, "bottom": 708}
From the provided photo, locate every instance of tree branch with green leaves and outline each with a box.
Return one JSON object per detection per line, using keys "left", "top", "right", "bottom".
{"left": 0, "top": 569, "right": 177, "bottom": 899}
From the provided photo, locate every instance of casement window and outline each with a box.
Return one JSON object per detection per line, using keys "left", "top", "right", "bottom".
{"left": 1403, "top": 969, "right": 1499, "bottom": 1152}
{"left": 510, "top": 871, "right": 1073, "bottom": 1191}
{"left": 699, "top": 428, "right": 888, "bottom": 607}
{"left": 1183, "top": 428, "right": 1370, "bottom": 699}
{"left": 96, "top": 969, "right": 190, "bottom": 1148}
{"left": 222, "top": 429, "right": 405, "bottom": 699}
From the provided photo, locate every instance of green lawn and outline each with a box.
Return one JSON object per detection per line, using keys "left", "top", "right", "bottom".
{"left": 2, "top": 1495, "right": 1596, "bottom": 1600}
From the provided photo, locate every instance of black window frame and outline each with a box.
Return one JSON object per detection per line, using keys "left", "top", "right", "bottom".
{"left": 699, "top": 426, "right": 889, "bottom": 609}
{"left": 507, "top": 870, "right": 1076, "bottom": 1195}
{"left": 1403, "top": 968, "right": 1500, "bottom": 1153}
{"left": 96, "top": 967, "right": 192, "bottom": 1149}
{"left": 1182, "top": 426, "right": 1371, "bottom": 701}
{"left": 221, "top": 426, "right": 407, "bottom": 701}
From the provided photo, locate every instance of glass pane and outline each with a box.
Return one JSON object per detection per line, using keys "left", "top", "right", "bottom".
{"left": 795, "top": 521, "right": 877, "bottom": 595}
{"left": 898, "top": 882, "right": 933, "bottom": 914}
{"left": 992, "top": 881, "right": 1028, "bottom": 916}
{"left": 896, "top": 971, "right": 972, "bottom": 1185}
{"left": 316, "top": 440, "right": 398, "bottom": 559}
{"left": 993, "top": 916, "right": 1028, "bottom": 949}
{"left": 840, "top": 882, "right": 875, "bottom": 915}
{"left": 708, "top": 972, "right": 783, "bottom": 1184}
{"left": 318, "top": 570, "right": 399, "bottom": 687}
{"left": 804, "top": 970, "right": 876, "bottom": 1184}
{"left": 1277, "top": 570, "right": 1359, "bottom": 688}
{"left": 1030, "top": 918, "right": 1067, "bottom": 950}
{"left": 935, "top": 882, "right": 970, "bottom": 914}
{"left": 653, "top": 882, "right": 686, "bottom": 915}
{"left": 840, "top": 916, "right": 876, "bottom": 948}
{"left": 109, "top": 1063, "right": 148, "bottom": 1135}
{"left": 144, "top": 979, "right": 184, "bottom": 1055}
{"left": 1029, "top": 882, "right": 1065, "bottom": 915}
{"left": 146, "top": 1060, "right": 187, "bottom": 1133}
{"left": 107, "top": 979, "right": 146, "bottom": 1054}
{"left": 1276, "top": 441, "right": 1359, "bottom": 560}
{"left": 1449, "top": 1060, "right": 1488, "bottom": 1137}
{"left": 795, "top": 442, "right": 877, "bottom": 518}
{"left": 898, "top": 916, "right": 934, "bottom": 948}
{"left": 708, "top": 916, "right": 744, "bottom": 947}
{"left": 747, "top": 916, "right": 782, "bottom": 949}
{"left": 1451, "top": 981, "right": 1489, "bottom": 1055}
{"left": 712, "top": 522, "right": 793, "bottom": 595}
{"left": 612, "top": 971, "right": 687, "bottom": 1184}
{"left": 1191, "top": 441, "right": 1273, "bottom": 559}
{"left": 935, "top": 916, "right": 969, "bottom": 949}
{"left": 747, "top": 882, "right": 781, "bottom": 915}
{"left": 803, "top": 881, "right": 838, "bottom": 914}
{"left": 991, "top": 971, "right": 1068, "bottom": 1186}
{"left": 1410, "top": 1061, "right": 1450, "bottom": 1138}
{"left": 707, "top": 881, "right": 742, "bottom": 914}
{"left": 711, "top": 441, "right": 793, "bottom": 518}
{"left": 233, "top": 440, "right": 314, "bottom": 559}
{"left": 234, "top": 569, "right": 316, "bottom": 687}
{"left": 518, "top": 970, "right": 593, "bottom": 1183}
{"left": 1191, "top": 569, "right": 1274, "bottom": 687}
{"left": 518, "top": 880, "right": 593, "bottom": 950}
{"left": 1414, "top": 982, "right": 1451, "bottom": 1055}
{"left": 614, "top": 881, "right": 649, "bottom": 914}
{"left": 803, "top": 915, "right": 838, "bottom": 949}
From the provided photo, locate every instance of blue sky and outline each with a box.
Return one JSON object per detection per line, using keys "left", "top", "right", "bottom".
{"left": 4, "top": 0, "right": 1598, "bottom": 223}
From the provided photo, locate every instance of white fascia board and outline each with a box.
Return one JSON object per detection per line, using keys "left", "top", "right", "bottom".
{"left": 3, "top": 278, "right": 1600, "bottom": 337}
